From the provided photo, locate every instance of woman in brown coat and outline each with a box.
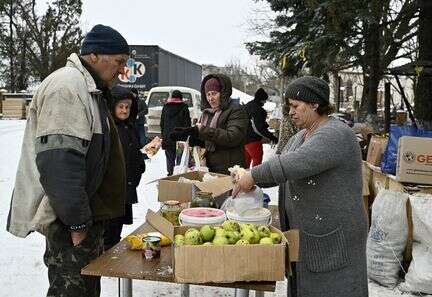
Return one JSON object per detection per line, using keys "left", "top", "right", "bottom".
{"left": 170, "top": 74, "right": 249, "bottom": 174}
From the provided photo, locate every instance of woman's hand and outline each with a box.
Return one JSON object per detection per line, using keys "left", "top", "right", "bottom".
{"left": 232, "top": 171, "right": 256, "bottom": 198}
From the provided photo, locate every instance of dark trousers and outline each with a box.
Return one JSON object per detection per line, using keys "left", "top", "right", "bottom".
{"left": 136, "top": 117, "right": 147, "bottom": 147}
{"left": 44, "top": 220, "right": 104, "bottom": 297}
{"left": 103, "top": 217, "right": 124, "bottom": 251}
{"left": 165, "top": 147, "right": 176, "bottom": 176}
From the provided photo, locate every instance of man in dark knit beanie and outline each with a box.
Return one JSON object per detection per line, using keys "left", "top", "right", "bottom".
{"left": 6, "top": 24, "right": 130, "bottom": 297}
{"left": 244, "top": 87, "right": 278, "bottom": 168}
{"left": 81, "top": 24, "right": 130, "bottom": 56}
{"left": 80, "top": 24, "right": 130, "bottom": 87}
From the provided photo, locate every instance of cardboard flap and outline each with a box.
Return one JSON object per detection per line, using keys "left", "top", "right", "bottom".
{"left": 158, "top": 180, "right": 193, "bottom": 203}
{"left": 196, "top": 176, "right": 234, "bottom": 197}
{"left": 146, "top": 210, "right": 174, "bottom": 241}
{"left": 283, "top": 229, "right": 299, "bottom": 262}
{"left": 147, "top": 171, "right": 202, "bottom": 185}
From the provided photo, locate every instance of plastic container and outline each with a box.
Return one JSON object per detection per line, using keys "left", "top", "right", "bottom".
{"left": 190, "top": 191, "right": 218, "bottom": 208}
{"left": 160, "top": 200, "right": 182, "bottom": 226}
{"left": 142, "top": 235, "right": 161, "bottom": 260}
{"left": 226, "top": 207, "right": 272, "bottom": 225}
{"left": 179, "top": 207, "right": 226, "bottom": 226}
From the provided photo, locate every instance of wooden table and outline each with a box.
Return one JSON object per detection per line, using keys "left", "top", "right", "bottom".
{"left": 82, "top": 205, "right": 281, "bottom": 296}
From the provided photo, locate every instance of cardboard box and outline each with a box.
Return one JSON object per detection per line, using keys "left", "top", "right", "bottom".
{"left": 366, "top": 135, "right": 388, "bottom": 166}
{"left": 156, "top": 171, "right": 234, "bottom": 203}
{"left": 362, "top": 161, "right": 371, "bottom": 196}
{"left": 146, "top": 210, "right": 299, "bottom": 283}
{"left": 396, "top": 136, "right": 432, "bottom": 185}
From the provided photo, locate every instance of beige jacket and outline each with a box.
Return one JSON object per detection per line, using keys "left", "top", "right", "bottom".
{"left": 7, "top": 53, "right": 103, "bottom": 237}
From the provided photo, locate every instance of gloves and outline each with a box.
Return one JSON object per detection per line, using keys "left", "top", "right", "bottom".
{"left": 169, "top": 126, "right": 199, "bottom": 142}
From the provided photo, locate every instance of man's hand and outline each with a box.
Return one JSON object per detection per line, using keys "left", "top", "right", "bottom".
{"left": 71, "top": 231, "right": 87, "bottom": 246}
{"left": 232, "top": 171, "right": 256, "bottom": 198}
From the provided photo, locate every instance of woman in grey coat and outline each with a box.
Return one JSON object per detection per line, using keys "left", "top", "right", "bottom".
{"left": 233, "top": 76, "right": 369, "bottom": 297}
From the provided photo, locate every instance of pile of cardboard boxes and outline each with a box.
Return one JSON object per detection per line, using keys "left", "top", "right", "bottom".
{"left": 146, "top": 171, "right": 299, "bottom": 284}
{"left": 366, "top": 134, "right": 432, "bottom": 186}
{"left": 363, "top": 133, "right": 432, "bottom": 284}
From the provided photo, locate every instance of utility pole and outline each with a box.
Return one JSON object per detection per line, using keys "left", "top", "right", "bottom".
{"left": 384, "top": 82, "right": 391, "bottom": 133}
{"left": 336, "top": 76, "right": 341, "bottom": 112}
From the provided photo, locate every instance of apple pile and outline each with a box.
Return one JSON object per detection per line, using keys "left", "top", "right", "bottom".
{"left": 174, "top": 220, "right": 282, "bottom": 246}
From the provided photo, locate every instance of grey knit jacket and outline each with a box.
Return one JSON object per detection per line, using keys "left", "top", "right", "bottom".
{"left": 252, "top": 118, "right": 369, "bottom": 297}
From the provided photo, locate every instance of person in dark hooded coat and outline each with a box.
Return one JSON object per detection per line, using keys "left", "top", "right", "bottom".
{"left": 104, "top": 85, "right": 146, "bottom": 250}
{"left": 169, "top": 74, "right": 249, "bottom": 174}
{"left": 160, "top": 90, "right": 191, "bottom": 176}
{"left": 244, "top": 87, "right": 278, "bottom": 167}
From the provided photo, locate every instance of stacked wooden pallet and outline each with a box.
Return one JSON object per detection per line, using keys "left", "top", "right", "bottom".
{"left": 2, "top": 99, "right": 27, "bottom": 119}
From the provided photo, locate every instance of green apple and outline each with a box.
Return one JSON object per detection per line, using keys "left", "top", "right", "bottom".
{"left": 257, "top": 225, "right": 271, "bottom": 238}
{"left": 222, "top": 220, "right": 240, "bottom": 232}
{"left": 184, "top": 228, "right": 203, "bottom": 245}
{"left": 270, "top": 232, "right": 282, "bottom": 244}
{"left": 235, "top": 239, "right": 250, "bottom": 245}
{"left": 213, "top": 235, "right": 228, "bottom": 245}
{"left": 225, "top": 230, "right": 240, "bottom": 244}
{"left": 259, "top": 237, "right": 273, "bottom": 245}
{"left": 240, "top": 226, "right": 260, "bottom": 244}
{"left": 200, "top": 225, "right": 216, "bottom": 242}
{"left": 174, "top": 234, "right": 185, "bottom": 246}
{"left": 214, "top": 227, "right": 226, "bottom": 237}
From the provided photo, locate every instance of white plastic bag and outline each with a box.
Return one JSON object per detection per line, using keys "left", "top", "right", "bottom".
{"left": 220, "top": 186, "right": 263, "bottom": 214}
{"left": 399, "top": 193, "right": 432, "bottom": 294}
{"left": 191, "top": 146, "right": 208, "bottom": 172}
{"left": 173, "top": 137, "right": 190, "bottom": 175}
{"left": 367, "top": 189, "right": 409, "bottom": 288}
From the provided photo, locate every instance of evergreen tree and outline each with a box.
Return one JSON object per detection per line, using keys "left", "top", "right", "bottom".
{"left": 247, "top": 0, "right": 418, "bottom": 122}
{"left": 414, "top": 0, "right": 432, "bottom": 129}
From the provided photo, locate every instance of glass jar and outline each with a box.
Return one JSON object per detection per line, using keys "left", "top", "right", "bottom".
{"left": 160, "top": 200, "right": 182, "bottom": 225}
{"left": 190, "top": 191, "right": 218, "bottom": 208}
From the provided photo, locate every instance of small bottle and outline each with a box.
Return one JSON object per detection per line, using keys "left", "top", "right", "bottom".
{"left": 160, "top": 200, "right": 182, "bottom": 225}
{"left": 190, "top": 191, "right": 218, "bottom": 208}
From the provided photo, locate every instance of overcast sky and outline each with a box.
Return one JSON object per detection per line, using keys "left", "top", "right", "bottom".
{"left": 74, "top": 0, "right": 270, "bottom": 67}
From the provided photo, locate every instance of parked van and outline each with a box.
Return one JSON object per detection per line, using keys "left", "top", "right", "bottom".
{"left": 145, "top": 86, "right": 201, "bottom": 137}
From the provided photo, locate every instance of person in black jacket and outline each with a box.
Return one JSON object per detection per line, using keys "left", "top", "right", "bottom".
{"left": 104, "top": 86, "right": 146, "bottom": 250}
{"left": 132, "top": 88, "right": 149, "bottom": 147}
{"left": 244, "top": 88, "right": 278, "bottom": 167}
{"left": 160, "top": 90, "right": 191, "bottom": 175}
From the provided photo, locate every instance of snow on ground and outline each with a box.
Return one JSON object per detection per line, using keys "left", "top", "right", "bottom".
{"left": 0, "top": 119, "right": 427, "bottom": 297}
